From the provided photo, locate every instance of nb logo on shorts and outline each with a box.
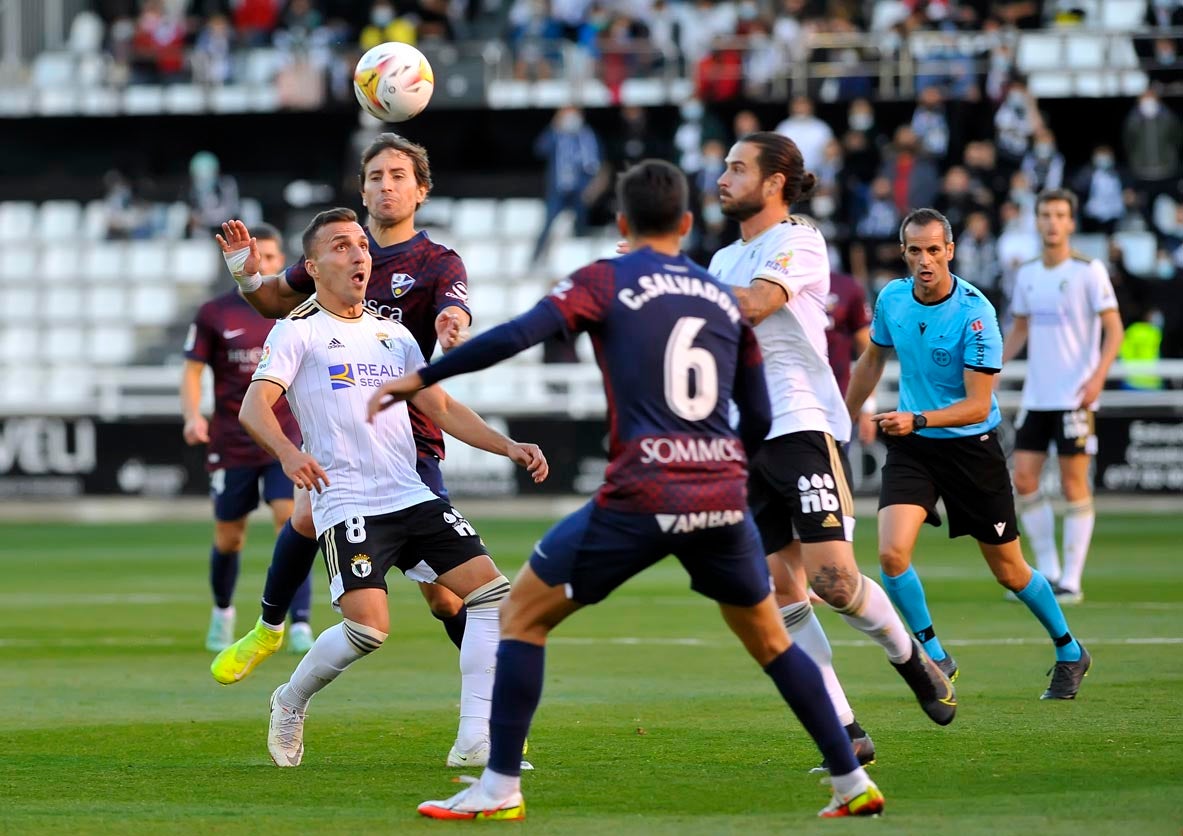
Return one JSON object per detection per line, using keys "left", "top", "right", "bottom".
{"left": 1062, "top": 410, "right": 1090, "bottom": 441}
{"left": 443, "top": 509, "right": 476, "bottom": 537}
{"left": 798, "top": 474, "right": 840, "bottom": 514}
{"left": 351, "top": 555, "right": 372, "bottom": 578}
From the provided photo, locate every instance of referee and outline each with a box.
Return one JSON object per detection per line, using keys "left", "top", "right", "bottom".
{"left": 845, "top": 207, "right": 1090, "bottom": 700}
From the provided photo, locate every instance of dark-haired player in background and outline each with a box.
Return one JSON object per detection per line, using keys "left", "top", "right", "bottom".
{"left": 210, "top": 135, "right": 477, "bottom": 726}
{"left": 825, "top": 269, "right": 879, "bottom": 447}
{"left": 182, "top": 223, "right": 313, "bottom": 653}
{"left": 371, "top": 159, "right": 884, "bottom": 821}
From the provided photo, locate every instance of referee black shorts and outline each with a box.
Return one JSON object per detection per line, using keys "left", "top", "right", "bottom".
{"left": 879, "top": 429, "right": 1018, "bottom": 545}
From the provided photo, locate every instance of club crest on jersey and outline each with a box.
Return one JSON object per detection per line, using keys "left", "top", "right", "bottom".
{"left": 376, "top": 332, "right": 395, "bottom": 351}
{"left": 328, "top": 363, "right": 356, "bottom": 389}
{"left": 390, "top": 273, "right": 415, "bottom": 298}
{"left": 350, "top": 555, "right": 372, "bottom": 578}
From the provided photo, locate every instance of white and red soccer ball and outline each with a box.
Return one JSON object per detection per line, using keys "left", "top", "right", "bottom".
{"left": 353, "top": 42, "right": 434, "bottom": 123}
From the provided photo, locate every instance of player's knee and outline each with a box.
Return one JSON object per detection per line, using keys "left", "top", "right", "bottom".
{"left": 809, "top": 563, "right": 860, "bottom": 610}
{"left": 425, "top": 584, "right": 465, "bottom": 619}
{"left": 291, "top": 507, "right": 316, "bottom": 539}
{"left": 214, "top": 526, "right": 247, "bottom": 553}
{"left": 878, "top": 545, "right": 911, "bottom": 577}
{"left": 342, "top": 618, "right": 387, "bottom": 655}
{"left": 1013, "top": 471, "right": 1039, "bottom": 496}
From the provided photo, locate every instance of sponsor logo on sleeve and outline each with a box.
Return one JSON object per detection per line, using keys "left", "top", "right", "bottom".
{"left": 256, "top": 343, "right": 272, "bottom": 371}
{"left": 764, "top": 250, "right": 794, "bottom": 275}
{"left": 446, "top": 280, "right": 468, "bottom": 302}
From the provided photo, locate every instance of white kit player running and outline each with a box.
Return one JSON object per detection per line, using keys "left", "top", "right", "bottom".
{"left": 238, "top": 208, "right": 548, "bottom": 768}
{"left": 710, "top": 133, "right": 956, "bottom": 773}
{"left": 1003, "top": 189, "right": 1123, "bottom": 604}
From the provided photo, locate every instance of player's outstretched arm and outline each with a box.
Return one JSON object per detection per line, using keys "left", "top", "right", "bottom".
{"left": 846, "top": 341, "right": 889, "bottom": 421}
{"left": 410, "top": 386, "right": 549, "bottom": 484}
{"left": 215, "top": 220, "right": 308, "bottom": 318}
{"left": 239, "top": 380, "right": 330, "bottom": 492}
{"left": 435, "top": 308, "right": 471, "bottom": 352}
{"left": 179, "top": 359, "right": 209, "bottom": 445}
{"left": 732, "top": 279, "right": 790, "bottom": 326}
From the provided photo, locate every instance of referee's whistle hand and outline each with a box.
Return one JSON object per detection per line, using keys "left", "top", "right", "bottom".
{"left": 873, "top": 411, "right": 913, "bottom": 436}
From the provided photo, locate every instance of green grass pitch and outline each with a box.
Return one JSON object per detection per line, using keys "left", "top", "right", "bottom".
{"left": 0, "top": 513, "right": 1180, "bottom": 834}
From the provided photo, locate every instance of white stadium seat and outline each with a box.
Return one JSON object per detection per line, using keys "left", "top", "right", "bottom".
{"left": 1100, "top": 0, "right": 1145, "bottom": 28}
{"left": 42, "top": 245, "right": 81, "bottom": 283}
{"left": 1071, "top": 233, "right": 1108, "bottom": 262}
{"left": 547, "top": 238, "right": 597, "bottom": 278}
{"left": 45, "top": 287, "right": 77, "bottom": 322}
{"left": 130, "top": 285, "right": 178, "bottom": 326}
{"left": 0, "top": 363, "right": 40, "bottom": 404}
{"left": 126, "top": 241, "right": 171, "bottom": 282}
{"left": 31, "top": 52, "right": 74, "bottom": 89}
{"left": 502, "top": 240, "right": 535, "bottom": 279}
{"left": 0, "top": 326, "right": 39, "bottom": 362}
{"left": 85, "top": 285, "right": 131, "bottom": 323}
{"left": 452, "top": 199, "right": 499, "bottom": 239}
{"left": 0, "top": 248, "right": 38, "bottom": 283}
{"left": 1016, "top": 33, "right": 1063, "bottom": 72}
{"left": 459, "top": 240, "right": 502, "bottom": 281}
{"left": 82, "top": 243, "right": 126, "bottom": 283}
{"left": 81, "top": 201, "right": 109, "bottom": 241}
{"left": 45, "top": 366, "right": 93, "bottom": 406}
{"left": 171, "top": 240, "right": 219, "bottom": 284}
{"left": 1, "top": 288, "right": 37, "bottom": 323}
{"left": 1113, "top": 231, "right": 1157, "bottom": 276}
{"left": 89, "top": 325, "right": 137, "bottom": 365}
{"left": 38, "top": 200, "right": 83, "bottom": 241}
{"left": 0, "top": 202, "right": 37, "bottom": 242}
{"left": 501, "top": 198, "right": 546, "bottom": 242}
{"left": 123, "top": 85, "right": 165, "bottom": 115}
{"left": 43, "top": 324, "right": 88, "bottom": 363}
{"left": 164, "top": 85, "right": 206, "bottom": 114}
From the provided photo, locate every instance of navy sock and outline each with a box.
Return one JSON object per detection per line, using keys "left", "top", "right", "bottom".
{"left": 289, "top": 571, "right": 313, "bottom": 625}
{"left": 765, "top": 645, "right": 859, "bottom": 776}
{"left": 210, "top": 547, "right": 239, "bottom": 609}
{"left": 434, "top": 606, "right": 467, "bottom": 650}
{"left": 882, "top": 566, "right": 947, "bottom": 662}
{"left": 261, "top": 521, "right": 319, "bottom": 626}
{"left": 1015, "top": 570, "right": 1082, "bottom": 662}
{"left": 488, "top": 640, "right": 545, "bottom": 777}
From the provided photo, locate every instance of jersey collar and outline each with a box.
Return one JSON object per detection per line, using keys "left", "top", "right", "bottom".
{"left": 911, "top": 276, "right": 958, "bottom": 307}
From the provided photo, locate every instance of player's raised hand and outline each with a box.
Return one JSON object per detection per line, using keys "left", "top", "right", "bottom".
{"left": 183, "top": 415, "right": 210, "bottom": 446}
{"left": 507, "top": 442, "right": 549, "bottom": 483}
{"left": 280, "top": 450, "right": 330, "bottom": 493}
{"left": 216, "top": 219, "right": 261, "bottom": 275}
{"left": 873, "top": 411, "right": 914, "bottom": 436}
{"left": 435, "top": 309, "right": 469, "bottom": 351}
{"left": 367, "top": 373, "right": 424, "bottom": 421}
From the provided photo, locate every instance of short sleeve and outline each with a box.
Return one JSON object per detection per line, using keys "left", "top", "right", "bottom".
{"left": 432, "top": 250, "right": 472, "bottom": 318}
{"left": 252, "top": 319, "right": 304, "bottom": 390}
{"left": 869, "top": 294, "right": 893, "bottom": 347}
{"left": 1010, "top": 269, "right": 1030, "bottom": 316}
{"left": 543, "top": 261, "right": 615, "bottom": 333}
{"left": 284, "top": 260, "right": 314, "bottom": 295}
{"left": 963, "top": 308, "right": 1003, "bottom": 373}
{"left": 402, "top": 330, "right": 427, "bottom": 371}
{"left": 752, "top": 224, "right": 827, "bottom": 298}
{"left": 184, "top": 302, "right": 215, "bottom": 363}
{"left": 1087, "top": 260, "right": 1118, "bottom": 313}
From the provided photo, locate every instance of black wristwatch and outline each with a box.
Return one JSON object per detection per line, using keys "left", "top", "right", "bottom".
{"left": 912, "top": 412, "right": 927, "bottom": 432}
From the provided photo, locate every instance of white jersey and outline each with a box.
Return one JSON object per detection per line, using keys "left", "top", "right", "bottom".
{"left": 1011, "top": 254, "right": 1117, "bottom": 410}
{"left": 710, "top": 217, "right": 851, "bottom": 442}
{"left": 253, "top": 297, "right": 437, "bottom": 536}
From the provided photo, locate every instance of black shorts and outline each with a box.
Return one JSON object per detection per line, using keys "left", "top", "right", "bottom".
{"left": 530, "top": 500, "right": 770, "bottom": 607}
{"left": 747, "top": 431, "right": 855, "bottom": 553}
{"left": 1013, "top": 408, "right": 1097, "bottom": 456}
{"left": 319, "top": 499, "right": 488, "bottom": 606}
{"left": 879, "top": 429, "right": 1018, "bottom": 544}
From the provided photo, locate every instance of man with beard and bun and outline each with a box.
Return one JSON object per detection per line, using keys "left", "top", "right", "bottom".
{"left": 211, "top": 134, "right": 499, "bottom": 767}
{"left": 710, "top": 132, "right": 956, "bottom": 778}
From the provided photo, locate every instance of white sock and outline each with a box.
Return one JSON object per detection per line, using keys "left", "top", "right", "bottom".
{"left": 781, "top": 602, "right": 854, "bottom": 726}
{"left": 481, "top": 767, "right": 521, "bottom": 799}
{"left": 282, "top": 619, "right": 384, "bottom": 710}
{"left": 1018, "top": 492, "right": 1060, "bottom": 582}
{"left": 1059, "top": 499, "right": 1095, "bottom": 593}
{"left": 456, "top": 576, "right": 509, "bottom": 750}
{"left": 833, "top": 575, "right": 913, "bottom": 664}
{"left": 214, "top": 605, "right": 235, "bottom": 618}
{"left": 830, "top": 766, "right": 870, "bottom": 799}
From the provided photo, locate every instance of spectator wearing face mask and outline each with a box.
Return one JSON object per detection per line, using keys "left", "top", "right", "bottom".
{"left": 360, "top": 0, "right": 416, "bottom": 50}
{"left": 1122, "top": 88, "right": 1183, "bottom": 218}
{"left": 774, "top": 96, "right": 835, "bottom": 172}
{"left": 674, "top": 97, "right": 727, "bottom": 177}
{"left": 910, "top": 86, "right": 950, "bottom": 162}
{"left": 994, "top": 81, "right": 1043, "bottom": 179}
{"left": 1020, "top": 127, "right": 1065, "bottom": 193}
{"left": 531, "top": 106, "right": 602, "bottom": 264}
{"left": 1072, "top": 146, "right": 1130, "bottom": 234}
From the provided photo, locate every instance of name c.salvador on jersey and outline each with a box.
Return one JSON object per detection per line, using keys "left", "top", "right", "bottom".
{"left": 617, "top": 272, "right": 741, "bottom": 323}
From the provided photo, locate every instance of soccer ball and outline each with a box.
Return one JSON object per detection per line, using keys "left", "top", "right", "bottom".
{"left": 353, "top": 42, "right": 434, "bottom": 123}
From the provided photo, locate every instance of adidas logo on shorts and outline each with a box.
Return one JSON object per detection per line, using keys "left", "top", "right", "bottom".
{"left": 821, "top": 513, "right": 841, "bottom": 528}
